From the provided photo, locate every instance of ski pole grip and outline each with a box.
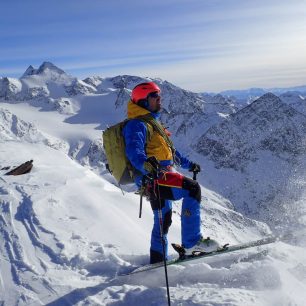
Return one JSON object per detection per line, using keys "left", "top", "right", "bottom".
{"left": 193, "top": 171, "right": 198, "bottom": 181}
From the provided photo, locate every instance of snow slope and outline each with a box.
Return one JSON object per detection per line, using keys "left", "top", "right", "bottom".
{"left": 1, "top": 63, "right": 306, "bottom": 305}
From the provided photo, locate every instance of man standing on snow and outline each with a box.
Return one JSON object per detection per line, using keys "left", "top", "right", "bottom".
{"left": 123, "top": 82, "right": 208, "bottom": 264}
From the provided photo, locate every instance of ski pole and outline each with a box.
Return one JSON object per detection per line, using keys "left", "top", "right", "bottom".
{"left": 139, "top": 191, "right": 143, "bottom": 218}
{"left": 139, "top": 176, "right": 150, "bottom": 218}
{"left": 155, "top": 172, "right": 171, "bottom": 306}
{"left": 139, "top": 177, "right": 145, "bottom": 218}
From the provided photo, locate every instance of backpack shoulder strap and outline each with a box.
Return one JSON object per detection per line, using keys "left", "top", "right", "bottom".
{"left": 123, "top": 117, "right": 153, "bottom": 143}
{"left": 145, "top": 121, "right": 154, "bottom": 142}
{"left": 136, "top": 114, "right": 176, "bottom": 154}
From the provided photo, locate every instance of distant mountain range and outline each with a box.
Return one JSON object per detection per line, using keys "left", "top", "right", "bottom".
{"left": 213, "top": 85, "right": 306, "bottom": 103}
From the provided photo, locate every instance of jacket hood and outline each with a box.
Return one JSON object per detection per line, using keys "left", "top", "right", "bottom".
{"left": 127, "top": 100, "right": 160, "bottom": 119}
{"left": 127, "top": 100, "right": 150, "bottom": 119}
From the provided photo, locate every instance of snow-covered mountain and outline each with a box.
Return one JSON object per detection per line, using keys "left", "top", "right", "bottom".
{"left": 1, "top": 63, "right": 306, "bottom": 305}
{"left": 196, "top": 93, "right": 306, "bottom": 170}
{"left": 0, "top": 62, "right": 96, "bottom": 112}
{"left": 279, "top": 91, "right": 306, "bottom": 115}
{"left": 195, "top": 93, "right": 306, "bottom": 228}
{"left": 215, "top": 85, "right": 306, "bottom": 115}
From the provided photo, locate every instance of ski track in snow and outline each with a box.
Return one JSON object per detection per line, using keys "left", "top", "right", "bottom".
{"left": 14, "top": 184, "right": 66, "bottom": 266}
{"left": 0, "top": 182, "right": 61, "bottom": 304}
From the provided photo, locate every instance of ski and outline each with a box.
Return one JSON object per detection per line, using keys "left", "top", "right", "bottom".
{"left": 122, "top": 232, "right": 293, "bottom": 276}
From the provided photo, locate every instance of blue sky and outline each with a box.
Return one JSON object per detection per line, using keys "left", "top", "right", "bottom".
{"left": 0, "top": 0, "right": 305, "bottom": 92}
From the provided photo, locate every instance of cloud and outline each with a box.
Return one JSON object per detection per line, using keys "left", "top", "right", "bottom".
{"left": 0, "top": 0, "right": 305, "bottom": 91}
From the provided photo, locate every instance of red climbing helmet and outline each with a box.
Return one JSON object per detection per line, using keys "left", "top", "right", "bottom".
{"left": 131, "top": 82, "right": 161, "bottom": 103}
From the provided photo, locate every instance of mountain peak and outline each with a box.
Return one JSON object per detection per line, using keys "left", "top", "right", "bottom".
{"left": 21, "top": 62, "right": 66, "bottom": 78}
{"left": 257, "top": 92, "right": 278, "bottom": 100}
{"left": 36, "top": 62, "right": 66, "bottom": 75}
{"left": 22, "top": 65, "right": 37, "bottom": 77}
{"left": 248, "top": 92, "right": 282, "bottom": 110}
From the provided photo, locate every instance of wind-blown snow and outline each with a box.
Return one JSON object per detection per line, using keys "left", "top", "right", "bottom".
{"left": 1, "top": 63, "right": 306, "bottom": 305}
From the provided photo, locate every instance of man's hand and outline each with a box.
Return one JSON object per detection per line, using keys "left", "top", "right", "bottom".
{"left": 144, "top": 156, "right": 160, "bottom": 175}
{"left": 189, "top": 162, "right": 201, "bottom": 173}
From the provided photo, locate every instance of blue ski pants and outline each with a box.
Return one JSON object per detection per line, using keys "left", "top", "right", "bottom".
{"left": 149, "top": 172, "right": 202, "bottom": 264}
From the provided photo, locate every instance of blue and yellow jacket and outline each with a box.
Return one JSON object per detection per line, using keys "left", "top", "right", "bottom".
{"left": 123, "top": 101, "right": 192, "bottom": 183}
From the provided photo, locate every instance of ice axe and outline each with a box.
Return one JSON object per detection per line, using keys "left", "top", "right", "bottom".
{"left": 193, "top": 170, "right": 199, "bottom": 181}
{"left": 190, "top": 163, "right": 200, "bottom": 181}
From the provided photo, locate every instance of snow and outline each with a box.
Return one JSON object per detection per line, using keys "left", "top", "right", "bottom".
{"left": 1, "top": 63, "right": 306, "bottom": 305}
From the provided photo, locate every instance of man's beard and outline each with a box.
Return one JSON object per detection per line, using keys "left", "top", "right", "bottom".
{"left": 154, "top": 104, "right": 161, "bottom": 113}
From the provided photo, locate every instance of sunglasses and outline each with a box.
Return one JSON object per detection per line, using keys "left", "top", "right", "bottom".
{"left": 148, "top": 92, "right": 161, "bottom": 99}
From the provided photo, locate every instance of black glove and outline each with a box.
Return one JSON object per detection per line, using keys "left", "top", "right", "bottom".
{"left": 189, "top": 162, "right": 201, "bottom": 173}
{"left": 143, "top": 156, "right": 160, "bottom": 175}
